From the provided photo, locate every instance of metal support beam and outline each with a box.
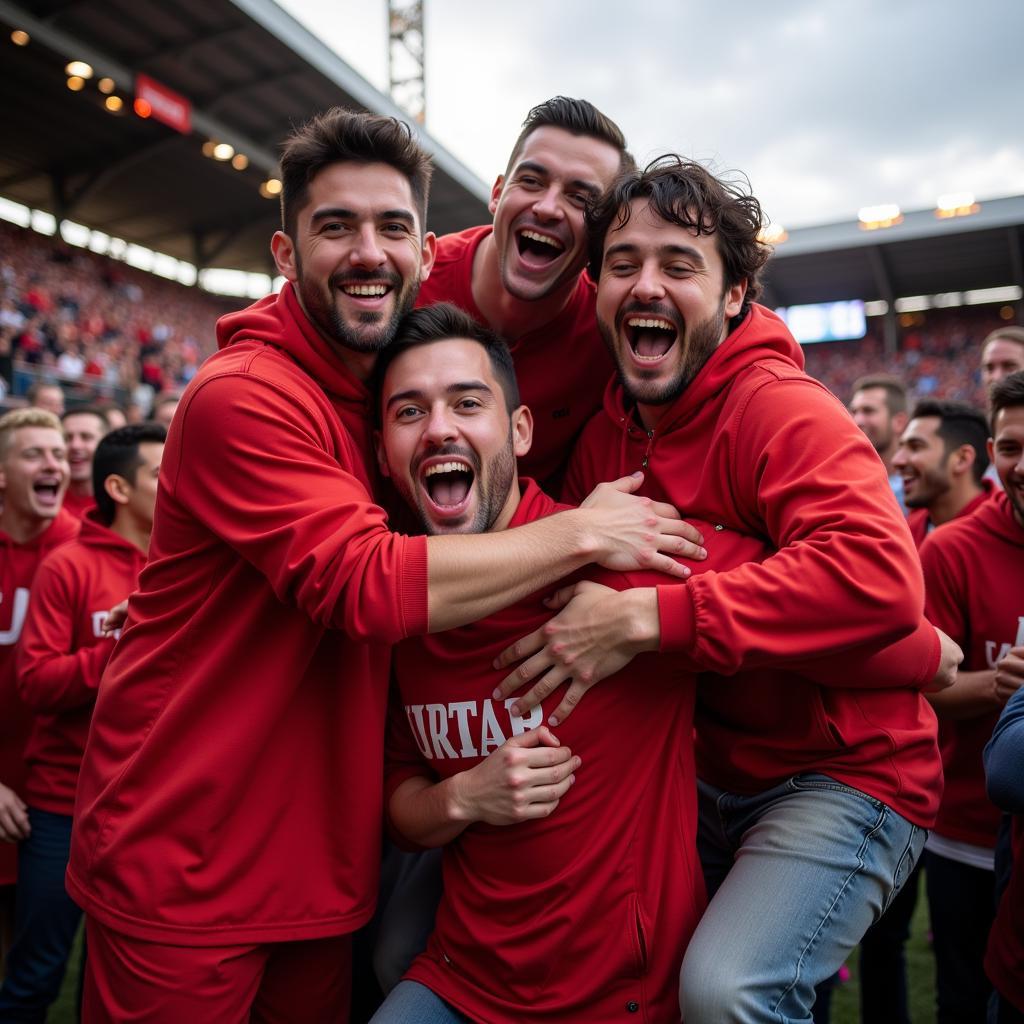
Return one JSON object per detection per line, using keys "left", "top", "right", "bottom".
{"left": 866, "top": 245, "right": 898, "bottom": 355}
{"left": 388, "top": 0, "right": 425, "bottom": 124}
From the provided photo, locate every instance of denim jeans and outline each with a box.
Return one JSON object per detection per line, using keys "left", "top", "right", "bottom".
{"left": 369, "top": 980, "right": 472, "bottom": 1023}
{"left": 679, "top": 773, "right": 926, "bottom": 1024}
{"left": 0, "top": 808, "right": 81, "bottom": 1023}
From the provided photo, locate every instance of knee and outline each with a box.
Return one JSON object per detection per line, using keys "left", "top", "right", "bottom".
{"left": 680, "top": 946, "right": 758, "bottom": 1024}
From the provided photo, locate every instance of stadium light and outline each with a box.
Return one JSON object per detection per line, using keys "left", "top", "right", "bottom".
{"left": 212, "top": 143, "right": 235, "bottom": 161}
{"left": 231, "top": 153, "right": 249, "bottom": 171}
{"left": 133, "top": 98, "right": 152, "bottom": 119}
{"left": 935, "top": 192, "right": 980, "bottom": 219}
{"left": 201, "top": 140, "right": 217, "bottom": 158}
{"left": 758, "top": 224, "right": 788, "bottom": 245}
{"left": 97, "top": 77, "right": 116, "bottom": 95}
{"left": 104, "top": 95, "right": 124, "bottom": 113}
{"left": 66, "top": 76, "right": 86, "bottom": 92}
{"left": 858, "top": 204, "right": 903, "bottom": 230}
{"left": 65, "top": 61, "right": 93, "bottom": 79}
{"left": 260, "top": 178, "right": 283, "bottom": 199}
{"left": 11, "top": 29, "right": 30, "bottom": 45}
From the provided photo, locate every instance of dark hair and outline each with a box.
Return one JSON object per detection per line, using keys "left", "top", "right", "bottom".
{"left": 375, "top": 303, "right": 520, "bottom": 420}
{"left": 990, "top": 369, "right": 1024, "bottom": 434}
{"left": 507, "top": 96, "right": 635, "bottom": 177}
{"left": 92, "top": 423, "right": 167, "bottom": 526}
{"left": 586, "top": 155, "right": 771, "bottom": 323}
{"left": 852, "top": 374, "right": 908, "bottom": 416}
{"left": 279, "top": 107, "right": 433, "bottom": 237}
{"left": 909, "top": 399, "right": 990, "bottom": 483}
{"left": 61, "top": 406, "right": 110, "bottom": 427}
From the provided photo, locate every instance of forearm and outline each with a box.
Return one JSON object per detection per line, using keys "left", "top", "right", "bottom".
{"left": 388, "top": 774, "right": 472, "bottom": 848}
{"left": 17, "top": 643, "right": 111, "bottom": 712}
{"left": 927, "top": 669, "right": 1000, "bottom": 719}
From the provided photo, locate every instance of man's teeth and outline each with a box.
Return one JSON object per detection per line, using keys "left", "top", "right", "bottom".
{"left": 424, "top": 461, "right": 470, "bottom": 477}
{"left": 520, "top": 230, "right": 563, "bottom": 250}
{"left": 627, "top": 317, "right": 674, "bottom": 331}
{"left": 342, "top": 284, "right": 388, "bottom": 296}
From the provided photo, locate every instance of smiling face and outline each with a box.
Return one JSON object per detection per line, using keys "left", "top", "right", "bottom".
{"left": 892, "top": 416, "right": 952, "bottom": 508}
{"left": 490, "top": 126, "right": 621, "bottom": 303}
{"left": 595, "top": 199, "right": 745, "bottom": 421}
{"left": 63, "top": 412, "right": 106, "bottom": 486}
{"left": 378, "top": 338, "right": 532, "bottom": 535}
{"left": 990, "top": 405, "right": 1024, "bottom": 527}
{"left": 272, "top": 161, "right": 436, "bottom": 363}
{"left": 0, "top": 426, "right": 69, "bottom": 524}
{"left": 850, "top": 387, "right": 902, "bottom": 455}
{"left": 981, "top": 337, "right": 1024, "bottom": 391}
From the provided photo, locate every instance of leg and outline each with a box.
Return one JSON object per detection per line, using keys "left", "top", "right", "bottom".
{"left": 680, "top": 774, "right": 924, "bottom": 1024}
{"left": 252, "top": 934, "right": 352, "bottom": 1024}
{"left": 0, "top": 808, "right": 81, "bottom": 1022}
{"left": 369, "top": 980, "right": 472, "bottom": 1024}
{"left": 926, "top": 850, "right": 995, "bottom": 1024}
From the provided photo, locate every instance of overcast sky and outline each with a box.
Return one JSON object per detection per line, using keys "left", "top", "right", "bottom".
{"left": 280, "top": 0, "right": 1024, "bottom": 230}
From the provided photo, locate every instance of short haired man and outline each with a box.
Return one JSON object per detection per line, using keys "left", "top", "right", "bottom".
{"left": 66, "top": 109, "right": 695, "bottom": 1022}
{"left": 150, "top": 394, "right": 179, "bottom": 428}
{"left": 416, "top": 97, "right": 630, "bottom": 487}
{"left": 25, "top": 382, "right": 65, "bottom": 418}
{"left": 498, "top": 157, "right": 947, "bottom": 1022}
{"left": 0, "top": 409, "right": 79, "bottom": 956}
{"left": 893, "top": 398, "right": 991, "bottom": 545}
{"left": 0, "top": 424, "right": 165, "bottom": 1020}
{"left": 367, "top": 303, "right": 726, "bottom": 1021}
{"left": 919, "top": 370, "right": 1024, "bottom": 1023}
{"left": 980, "top": 327, "right": 1024, "bottom": 391}
{"left": 60, "top": 407, "right": 109, "bottom": 519}
{"left": 850, "top": 374, "right": 910, "bottom": 513}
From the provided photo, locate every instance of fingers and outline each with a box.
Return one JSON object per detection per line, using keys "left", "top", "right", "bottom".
{"left": 649, "top": 500, "right": 682, "bottom": 521}
{"left": 508, "top": 667, "right": 573, "bottom": 719}
{"left": 493, "top": 627, "right": 548, "bottom": 671}
{"left": 656, "top": 519, "right": 707, "bottom": 561}
{"left": 493, "top": 648, "right": 559, "bottom": 700}
{"left": 0, "top": 802, "right": 30, "bottom": 842}
{"left": 646, "top": 551, "right": 693, "bottom": 580}
{"left": 609, "top": 472, "right": 644, "bottom": 494}
{"left": 548, "top": 679, "right": 595, "bottom": 727}
{"left": 544, "top": 583, "right": 584, "bottom": 610}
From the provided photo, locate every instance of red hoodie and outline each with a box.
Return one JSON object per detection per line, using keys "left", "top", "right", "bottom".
{"left": 17, "top": 513, "right": 146, "bottom": 816}
{"left": 0, "top": 507, "right": 80, "bottom": 884}
{"left": 919, "top": 490, "right": 1024, "bottom": 848}
{"left": 388, "top": 480, "right": 759, "bottom": 1023}
{"left": 67, "top": 284, "right": 428, "bottom": 945}
{"left": 416, "top": 226, "right": 614, "bottom": 488}
{"left": 565, "top": 305, "right": 941, "bottom": 827}
{"left": 907, "top": 481, "right": 992, "bottom": 548}
{"left": 61, "top": 489, "right": 97, "bottom": 521}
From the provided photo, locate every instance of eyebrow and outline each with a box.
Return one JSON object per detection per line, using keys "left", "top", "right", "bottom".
{"left": 309, "top": 207, "right": 416, "bottom": 227}
{"left": 513, "top": 160, "right": 602, "bottom": 197}
{"left": 604, "top": 242, "right": 708, "bottom": 264}
{"left": 386, "top": 380, "right": 494, "bottom": 411}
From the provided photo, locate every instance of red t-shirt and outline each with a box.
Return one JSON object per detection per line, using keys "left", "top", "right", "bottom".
{"left": 920, "top": 491, "right": 1024, "bottom": 848}
{"left": 416, "top": 226, "right": 613, "bottom": 488}
{"left": 17, "top": 514, "right": 145, "bottom": 816}
{"left": 388, "top": 480, "right": 703, "bottom": 1023}
{"left": 0, "top": 508, "right": 80, "bottom": 883}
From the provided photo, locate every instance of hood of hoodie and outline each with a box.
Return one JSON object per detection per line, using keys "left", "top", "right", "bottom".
{"left": 79, "top": 511, "right": 148, "bottom": 562}
{"left": 0, "top": 506, "right": 80, "bottom": 557}
{"left": 971, "top": 489, "right": 1024, "bottom": 547}
{"left": 603, "top": 303, "right": 803, "bottom": 436}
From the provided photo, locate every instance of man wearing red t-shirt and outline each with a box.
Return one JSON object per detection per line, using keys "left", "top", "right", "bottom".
{"left": 496, "top": 157, "right": 948, "bottom": 1023}
{"left": 0, "top": 409, "right": 78, "bottom": 962}
{"left": 66, "top": 109, "right": 697, "bottom": 1024}
{"left": 60, "top": 407, "right": 109, "bottom": 520}
{"left": 416, "top": 97, "right": 628, "bottom": 488}
{"left": 919, "top": 375, "right": 1024, "bottom": 1024}
{"left": 0, "top": 423, "right": 164, "bottom": 1020}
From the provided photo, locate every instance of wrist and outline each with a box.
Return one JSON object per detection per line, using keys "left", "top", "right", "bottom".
{"left": 625, "top": 588, "right": 661, "bottom": 652}
{"left": 444, "top": 771, "right": 474, "bottom": 825}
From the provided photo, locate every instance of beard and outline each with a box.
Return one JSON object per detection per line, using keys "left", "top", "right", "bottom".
{"left": 295, "top": 256, "right": 419, "bottom": 354}
{"left": 600, "top": 295, "right": 727, "bottom": 408}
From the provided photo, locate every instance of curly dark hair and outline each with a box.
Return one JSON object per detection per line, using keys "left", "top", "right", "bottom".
{"left": 586, "top": 155, "right": 771, "bottom": 322}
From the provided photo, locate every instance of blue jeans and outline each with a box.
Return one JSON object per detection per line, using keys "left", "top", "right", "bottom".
{"left": 679, "top": 773, "right": 926, "bottom": 1024}
{"left": 369, "top": 980, "right": 471, "bottom": 1023}
{"left": 0, "top": 808, "right": 82, "bottom": 1022}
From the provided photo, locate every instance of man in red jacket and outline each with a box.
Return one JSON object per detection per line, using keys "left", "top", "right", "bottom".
{"left": 496, "top": 157, "right": 947, "bottom": 1023}
{"left": 416, "top": 96, "right": 628, "bottom": 487}
{"left": 60, "top": 407, "right": 110, "bottom": 520}
{"left": 0, "top": 409, "right": 78, "bottom": 961}
{"left": 67, "top": 109, "right": 697, "bottom": 1023}
{"left": 0, "top": 423, "right": 164, "bottom": 1020}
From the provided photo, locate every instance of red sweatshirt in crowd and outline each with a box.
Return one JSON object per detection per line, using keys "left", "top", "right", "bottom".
{"left": 416, "top": 226, "right": 614, "bottom": 487}
{"left": 920, "top": 490, "right": 1024, "bottom": 848}
{"left": 16, "top": 513, "right": 146, "bottom": 816}
{"left": 907, "top": 481, "right": 992, "bottom": 548}
{"left": 388, "top": 480, "right": 759, "bottom": 1023}
{"left": 564, "top": 304, "right": 941, "bottom": 827}
{"left": 0, "top": 508, "right": 80, "bottom": 884}
{"left": 67, "top": 284, "right": 428, "bottom": 945}
{"left": 61, "top": 489, "right": 97, "bottom": 521}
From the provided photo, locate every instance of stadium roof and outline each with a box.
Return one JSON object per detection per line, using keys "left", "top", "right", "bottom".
{"left": 0, "top": 0, "right": 491, "bottom": 274}
{"left": 763, "top": 194, "right": 1024, "bottom": 308}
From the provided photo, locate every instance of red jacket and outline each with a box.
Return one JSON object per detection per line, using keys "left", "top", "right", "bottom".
{"left": 389, "top": 480, "right": 717, "bottom": 1023}
{"left": 565, "top": 305, "right": 941, "bottom": 826}
{"left": 67, "top": 284, "right": 428, "bottom": 945}
{"left": 0, "top": 508, "right": 80, "bottom": 883}
{"left": 16, "top": 514, "right": 146, "bottom": 816}
{"left": 920, "top": 490, "right": 1024, "bottom": 848}
{"left": 61, "top": 489, "right": 97, "bottom": 521}
{"left": 416, "top": 226, "right": 614, "bottom": 488}
{"left": 907, "top": 481, "right": 992, "bottom": 547}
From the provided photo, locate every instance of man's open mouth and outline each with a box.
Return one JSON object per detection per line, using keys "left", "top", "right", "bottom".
{"left": 625, "top": 316, "right": 679, "bottom": 361}
{"left": 33, "top": 480, "right": 61, "bottom": 505}
{"left": 339, "top": 282, "right": 391, "bottom": 299}
{"left": 421, "top": 459, "right": 476, "bottom": 512}
{"left": 515, "top": 229, "right": 565, "bottom": 267}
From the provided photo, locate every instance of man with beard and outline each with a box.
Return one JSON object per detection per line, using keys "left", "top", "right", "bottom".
{"left": 494, "top": 157, "right": 948, "bottom": 1023}
{"left": 416, "top": 97, "right": 628, "bottom": 488}
{"left": 850, "top": 375, "right": 910, "bottom": 513}
{"left": 66, "top": 110, "right": 698, "bottom": 1023}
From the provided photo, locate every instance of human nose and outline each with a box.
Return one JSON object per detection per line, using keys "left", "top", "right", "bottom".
{"left": 532, "top": 184, "right": 564, "bottom": 222}
{"left": 892, "top": 446, "right": 907, "bottom": 469}
{"left": 350, "top": 224, "right": 385, "bottom": 269}
{"left": 423, "top": 404, "right": 458, "bottom": 445}
{"left": 631, "top": 263, "right": 665, "bottom": 303}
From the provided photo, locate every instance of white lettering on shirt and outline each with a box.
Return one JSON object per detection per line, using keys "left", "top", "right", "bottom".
{"left": 404, "top": 698, "right": 545, "bottom": 761}
{"left": 0, "top": 588, "right": 29, "bottom": 645}
{"left": 985, "top": 616, "right": 1024, "bottom": 669}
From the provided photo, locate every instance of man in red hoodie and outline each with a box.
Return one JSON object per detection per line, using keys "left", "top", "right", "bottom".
{"left": 60, "top": 407, "right": 110, "bottom": 520}
{"left": 918, "top": 375, "right": 1024, "bottom": 1024}
{"left": 416, "top": 96, "right": 628, "bottom": 488}
{"left": 0, "top": 409, "right": 78, "bottom": 961}
{"left": 496, "top": 157, "right": 946, "bottom": 1023}
{"left": 0, "top": 423, "right": 164, "bottom": 1020}
{"left": 66, "top": 110, "right": 697, "bottom": 1023}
